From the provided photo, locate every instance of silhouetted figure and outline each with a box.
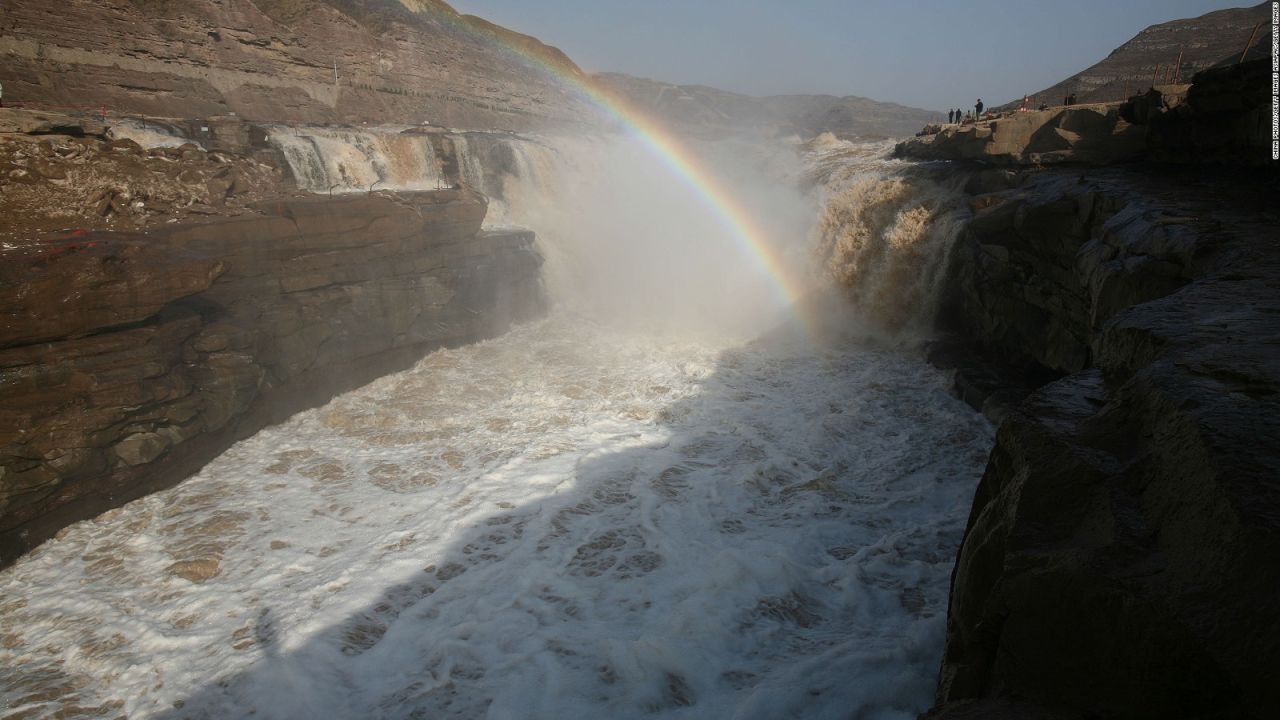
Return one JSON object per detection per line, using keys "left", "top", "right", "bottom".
{"left": 948, "top": 109, "right": 955, "bottom": 123}
{"left": 956, "top": 109, "right": 963, "bottom": 124}
{"left": 975, "top": 99, "right": 984, "bottom": 118}
{"left": 1067, "top": 93, "right": 1077, "bottom": 106}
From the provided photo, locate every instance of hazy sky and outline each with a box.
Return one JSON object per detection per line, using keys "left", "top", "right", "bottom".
{"left": 448, "top": 0, "right": 1250, "bottom": 110}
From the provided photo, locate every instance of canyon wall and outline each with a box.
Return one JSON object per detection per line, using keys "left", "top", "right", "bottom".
{"left": 0, "top": 0, "right": 594, "bottom": 131}
{"left": 924, "top": 162, "right": 1279, "bottom": 719}
{"left": 0, "top": 189, "right": 546, "bottom": 566}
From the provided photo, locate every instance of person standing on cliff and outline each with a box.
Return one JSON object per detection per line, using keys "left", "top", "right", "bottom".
{"left": 975, "top": 99, "right": 984, "bottom": 119}
{"left": 948, "top": 109, "right": 954, "bottom": 123}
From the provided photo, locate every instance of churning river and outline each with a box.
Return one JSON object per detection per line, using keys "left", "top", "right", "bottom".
{"left": 0, "top": 134, "right": 992, "bottom": 720}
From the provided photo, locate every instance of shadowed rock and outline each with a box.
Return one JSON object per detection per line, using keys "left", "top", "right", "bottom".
{"left": 930, "top": 163, "right": 1280, "bottom": 718}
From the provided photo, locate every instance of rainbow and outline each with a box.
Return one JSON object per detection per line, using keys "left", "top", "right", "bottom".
{"left": 429, "top": 8, "right": 816, "bottom": 332}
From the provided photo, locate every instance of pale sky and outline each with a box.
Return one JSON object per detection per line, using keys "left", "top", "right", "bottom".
{"left": 448, "top": 0, "right": 1252, "bottom": 110}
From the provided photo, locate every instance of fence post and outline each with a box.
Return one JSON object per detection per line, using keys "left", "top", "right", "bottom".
{"left": 1240, "top": 22, "right": 1262, "bottom": 64}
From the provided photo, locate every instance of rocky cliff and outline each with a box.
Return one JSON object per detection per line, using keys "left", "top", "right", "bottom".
{"left": 0, "top": 0, "right": 594, "bottom": 131}
{"left": 1003, "top": 2, "right": 1271, "bottom": 108}
{"left": 896, "top": 104, "right": 1148, "bottom": 166}
{"left": 924, "top": 158, "right": 1279, "bottom": 718}
{"left": 0, "top": 189, "right": 545, "bottom": 566}
{"left": 897, "top": 57, "right": 1271, "bottom": 167}
{"left": 594, "top": 72, "right": 937, "bottom": 140}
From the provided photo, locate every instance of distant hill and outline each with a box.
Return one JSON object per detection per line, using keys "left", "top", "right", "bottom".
{"left": 595, "top": 73, "right": 938, "bottom": 140}
{"left": 1004, "top": 2, "right": 1271, "bottom": 108}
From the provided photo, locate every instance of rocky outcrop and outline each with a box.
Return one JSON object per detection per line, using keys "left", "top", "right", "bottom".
{"left": 895, "top": 105, "right": 1147, "bottom": 166}
{"left": 897, "top": 56, "right": 1272, "bottom": 167}
{"left": 928, "top": 168, "right": 1280, "bottom": 718}
{"left": 594, "top": 72, "right": 937, "bottom": 140}
{"left": 1145, "top": 58, "right": 1273, "bottom": 165}
{"left": 1, "top": 109, "right": 286, "bottom": 236}
{"left": 0, "top": 189, "right": 545, "bottom": 566}
{"left": 1001, "top": 3, "right": 1271, "bottom": 108}
{"left": 0, "top": 0, "right": 595, "bottom": 131}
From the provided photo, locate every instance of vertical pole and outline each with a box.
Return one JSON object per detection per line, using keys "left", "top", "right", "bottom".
{"left": 1173, "top": 48, "right": 1184, "bottom": 83}
{"left": 1240, "top": 22, "right": 1262, "bottom": 64}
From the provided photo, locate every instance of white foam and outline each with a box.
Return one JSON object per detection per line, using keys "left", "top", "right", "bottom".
{"left": 0, "top": 138, "right": 991, "bottom": 719}
{"left": 0, "top": 316, "right": 991, "bottom": 719}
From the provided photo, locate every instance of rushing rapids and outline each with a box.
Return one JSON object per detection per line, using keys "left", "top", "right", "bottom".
{"left": 0, "top": 133, "right": 992, "bottom": 719}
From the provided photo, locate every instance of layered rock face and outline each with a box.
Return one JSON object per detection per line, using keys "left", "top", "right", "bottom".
{"left": 0, "top": 0, "right": 594, "bottom": 131}
{"left": 1007, "top": 2, "right": 1271, "bottom": 108}
{"left": 928, "top": 168, "right": 1280, "bottom": 718}
{"left": 0, "top": 190, "right": 545, "bottom": 566}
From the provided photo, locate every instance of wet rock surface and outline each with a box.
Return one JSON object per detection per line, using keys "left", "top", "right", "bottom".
{"left": 0, "top": 189, "right": 546, "bottom": 566}
{"left": 929, "top": 165, "right": 1280, "bottom": 717}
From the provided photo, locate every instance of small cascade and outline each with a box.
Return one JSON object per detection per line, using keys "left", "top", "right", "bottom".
{"left": 449, "top": 134, "right": 487, "bottom": 194}
{"left": 268, "top": 126, "right": 448, "bottom": 193}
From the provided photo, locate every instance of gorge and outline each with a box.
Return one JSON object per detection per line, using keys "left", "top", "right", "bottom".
{"left": 1, "top": 2, "right": 1277, "bottom": 719}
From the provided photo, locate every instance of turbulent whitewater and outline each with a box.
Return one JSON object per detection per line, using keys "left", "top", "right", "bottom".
{"left": 0, "top": 134, "right": 991, "bottom": 720}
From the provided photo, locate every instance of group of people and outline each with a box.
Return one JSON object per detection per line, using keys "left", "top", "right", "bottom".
{"left": 947, "top": 99, "right": 984, "bottom": 124}
{"left": 947, "top": 91, "right": 1077, "bottom": 123}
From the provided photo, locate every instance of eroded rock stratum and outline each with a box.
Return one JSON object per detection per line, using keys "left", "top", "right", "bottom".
{"left": 0, "top": 190, "right": 545, "bottom": 565}
{"left": 1, "top": 0, "right": 594, "bottom": 131}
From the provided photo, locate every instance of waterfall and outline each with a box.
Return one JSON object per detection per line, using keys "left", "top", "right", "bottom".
{"left": 0, "top": 127, "right": 995, "bottom": 720}
{"left": 803, "top": 133, "right": 970, "bottom": 337}
{"left": 266, "top": 124, "right": 966, "bottom": 338}
{"left": 449, "top": 132, "right": 816, "bottom": 340}
{"left": 449, "top": 134, "right": 490, "bottom": 195}
{"left": 268, "top": 126, "right": 448, "bottom": 193}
